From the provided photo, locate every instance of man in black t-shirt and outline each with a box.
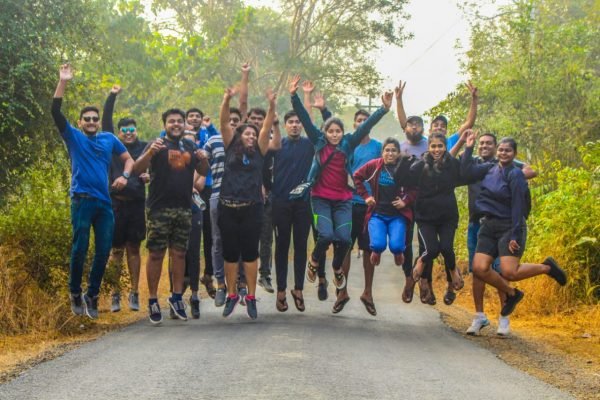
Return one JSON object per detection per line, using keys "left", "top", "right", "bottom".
{"left": 133, "top": 108, "right": 209, "bottom": 325}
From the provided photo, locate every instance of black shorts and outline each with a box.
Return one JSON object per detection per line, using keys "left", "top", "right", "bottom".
{"left": 351, "top": 203, "right": 369, "bottom": 251}
{"left": 112, "top": 199, "right": 146, "bottom": 248}
{"left": 476, "top": 217, "right": 527, "bottom": 259}
{"left": 218, "top": 202, "right": 263, "bottom": 263}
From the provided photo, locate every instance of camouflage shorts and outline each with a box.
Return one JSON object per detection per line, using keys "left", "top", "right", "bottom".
{"left": 146, "top": 208, "right": 192, "bottom": 251}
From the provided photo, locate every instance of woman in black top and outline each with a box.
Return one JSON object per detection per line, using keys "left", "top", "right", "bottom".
{"left": 410, "top": 132, "right": 466, "bottom": 305}
{"left": 218, "top": 87, "right": 277, "bottom": 320}
{"left": 461, "top": 132, "right": 567, "bottom": 317}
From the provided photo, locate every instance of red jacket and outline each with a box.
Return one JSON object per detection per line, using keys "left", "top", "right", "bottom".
{"left": 353, "top": 157, "right": 418, "bottom": 232}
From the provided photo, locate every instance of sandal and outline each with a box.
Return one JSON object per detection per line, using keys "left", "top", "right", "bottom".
{"left": 332, "top": 296, "right": 350, "bottom": 314}
{"left": 402, "top": 276, "right": 416, "bottom": 303}
{"left": 290, "top": 290, "right": 305, "bottom": 312}
{"left": 419, "top": 279, "right": 430, "bottom": 304}
{"left": 306, "top": 260, "right": 318, "bottom": 283}
{"left": 200, "top": 275, "right": 216, "bottom": 299}
{"left": 443, "top": 289, "right": 456, "bottom": 305}
{"left": 360, "top": 296, "right": 377, "bottom": 316}
{"left": 333, "top": 270, "right": 347, "bottom": 290}
{"left": 276, "top": 293, "right": 288, "bottom": 312}
{"left": 428, "top": 290, "right": 437, "bottom": 306}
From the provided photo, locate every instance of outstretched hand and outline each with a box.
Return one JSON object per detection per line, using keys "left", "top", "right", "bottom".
{"left": 394, "top": 80, "right": 406, "bottom": 100}
{"left": 59, "top": 64, "right": 73, "bottom": 81}
{"left": 313, "top": 92, "right": 326, "bottom": 110}
{"left": 110, "top": 84, "right": 122, "bottom": 95}
{"left": 224, "top": 87, "right": 238, "bottom": 100}
{"left": 241, "top": 62, "right": 251, "bottom": 74}
{"left": 288, "top": 74, "right": 301, "bottom": 95}
{"left": 465, "top": 129, "right": 477, "bottom": 148}
{"left": 302, "top": 80, "right": 315, "bottom": 94}
{"left": 466, "top": 81, "right": 478, "bottom": 98}
{"left": 266, "top": 88, "right": 277, "bottom": 104}
{"left": 382, "top": 91, "right": 394, "bottom": 110}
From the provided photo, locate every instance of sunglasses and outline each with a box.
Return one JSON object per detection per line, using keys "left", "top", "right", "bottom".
{"left": 82, "top": 116, "right": 100, "bottom": 122}
{"left": 120, "top": 127, "right": 136, "bottom": 134}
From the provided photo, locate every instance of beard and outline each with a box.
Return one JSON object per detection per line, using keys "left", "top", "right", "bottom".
{"left": 406, "top": 131, "right": 422, "bottom": 143}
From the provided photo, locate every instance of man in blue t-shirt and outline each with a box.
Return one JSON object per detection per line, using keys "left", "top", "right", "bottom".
{"left": 51, "top": 64, "right": 133, "bottom": 320}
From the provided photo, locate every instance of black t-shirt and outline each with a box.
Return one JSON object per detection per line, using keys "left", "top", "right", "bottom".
{"left": 220, "top": 146, "right": 264, "bottom": 203}
{"left": 146, "top": 138, "right": 198, "bottom": 211}
{"left": 374, "top": 166, "right": 398, "bottom": 216}
{"left": 109, "top": 139, "right": 148, "bottom": 201}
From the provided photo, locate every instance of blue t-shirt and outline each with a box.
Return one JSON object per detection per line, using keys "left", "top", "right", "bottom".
{"left": 272, "top": 136, "right": 314, "bottom": 202}
{"left": 60, "top": 122, "right": 127, "bottom": 204}
{"left": 447, "top": 132, "right": 460, "bottom": 152}
{"left": 352, "top": 139, "right": 382, "bottom": 204}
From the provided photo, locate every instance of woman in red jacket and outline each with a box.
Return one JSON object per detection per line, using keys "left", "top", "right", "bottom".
{"left": 353, "top": 138, "right": 417, "bottom": 315}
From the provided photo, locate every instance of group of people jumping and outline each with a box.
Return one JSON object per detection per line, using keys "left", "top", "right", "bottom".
{"left": 52, "top": 62, "right": 567, "bottom": 335}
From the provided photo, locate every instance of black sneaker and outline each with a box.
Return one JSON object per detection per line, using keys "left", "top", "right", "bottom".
{"left": 246, "top": 297, "right": 258, "bottom": 320}
{"left": 318, "top": 279, "right": 329, "bottom": 301}
{"left": 223, "top": 295, "right": 240, "bottom": 318}
{"left": 82, "top": 293, "right": 99, "bottom": 320}
{"left": 70, "top": 293, "right": 84, "bottom": 316}
{"left": 190, "top": 296, "right": 200, "bottom": 319}
{"left": 543, "top": 257, "right": 567, "bottom": 286}
{"left": 148, "top": 302, "right": 162, "bottom": 325}
{"left": 501, "top": 289, "right": 524, "bottom": 317}
{"left": 168, "top": 296, "right": 188, "bottom": 321}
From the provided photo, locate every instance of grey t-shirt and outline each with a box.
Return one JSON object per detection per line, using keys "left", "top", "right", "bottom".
{"left": 401, "top": 137, "right": 428, "bottom": 159}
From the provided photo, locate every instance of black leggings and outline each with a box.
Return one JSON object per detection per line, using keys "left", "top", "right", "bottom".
{"left": 273, "top": 199, "right": 311, "bottom": 291}
{"left": 200, "top": 187, "right": 213, "bottom": 276}
{"left": 417, "top": 221, "right": 456, "bottom": 283}
{"left": 218, "top": 202, "right": 263, "bottom": 263}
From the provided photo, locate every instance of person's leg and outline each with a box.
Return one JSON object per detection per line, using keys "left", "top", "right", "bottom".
{"left": 69, "top": 197, "right": 94, "bottom": 296}
{"left": 201, "top": 187, "right": 213, "bottom": 277}
{"left": 186, "top": 210, "right": 203, "bottom": 297}
{"left": 125, "top": 243, "right": 141, "bottom": 294}
{"left": 467, "top": 221, "right": 480, "bottom": 273}
{"left": 87, "top": 199, "right": 115, "bottom": 298}
{"left": 292, "top": 200, "right": 311, "bottom": 291}
{"left": 437, "top": 221, "right": 462, "bottom": 290}
{"left": 415, "top": 223, "right": 439, "bottom": 280}
{"left": 169, "top": 247, "right": 187, "bottom": 295}
{"left": 239, "top": 203, "right": 263, "bottom": 297}
{"left": 210, "top": 197, "right": 225, "bottom": 287}
{"left": 273, "top": 200, "right": 292, "bottom": 293}
{"left": 331, "top": 200, "right": 352, "bottom": 307}
{"left": 147, "top": 249, "right": 167, "bottom": 299}
{"left": 388, "top": 216, "right": 408, "bottom": 256}
{"left": 310, "top": 201, "right": 327, "bottom": 282}
{"left": 368, "top": 214, "right": 387, "bottom": 257}
{"left": 106, "top": 247, "right": 124, "bottom": 296}
{"left": 310, "top": 197, "right": 335, "bottom": 268}
{"left": 259, "top": 196, "right": 273, "bottom": 280}
{"left": 402, "top": 208, "right": 416, "bottom": 277}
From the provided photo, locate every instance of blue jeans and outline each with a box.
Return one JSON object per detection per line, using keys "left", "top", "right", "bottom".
{"left": 69, "top": 195, "right": 115, "bottom": 297}
{"left": 311, "top": 197, "right": 352, "bottom": 270}
{"left": 368, "top": 213, "right": 407, "bottom": 254}
{"left": 467, "top": 220, "right": 500, "bottom": 273}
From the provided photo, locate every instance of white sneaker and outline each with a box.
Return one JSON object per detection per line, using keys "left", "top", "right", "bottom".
{"left": 497, "top": 316, "right": 510, "bottom": 336}
{"left": 466, "top": 317, "right": 490, "bottom": 335}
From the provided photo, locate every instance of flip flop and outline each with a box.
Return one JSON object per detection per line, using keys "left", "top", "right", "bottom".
{"left": 290, "top": 290, "right": 305, "bottom": 312}
{"left": 419, "top": 279, "right": 430, "bottom": 304}
{"left": 276, "top": 295, "right": 288, "bottom": 312}
{"left": 443, "top": 289, "right": 456, "bottom": 305}
{"left": 360, "top": 296, "right": 377, "bottom": 316}
{"left": 332, "top": 296, "right": 350, "bottom": 314}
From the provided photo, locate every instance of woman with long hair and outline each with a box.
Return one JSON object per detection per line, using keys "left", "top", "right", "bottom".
{"left": 218, "top": 87, "right": 277, "bottom": 320}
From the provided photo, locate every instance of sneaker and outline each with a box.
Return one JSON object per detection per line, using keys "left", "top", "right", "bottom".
{"left": 369, "top": 252, "right": 381, "bottom": 266}
{"left": 466, "top": 317, "right": 490, "bottom": 335}
{"left": 542, "top": 257, "right": 567, "bottom": 286}
{"left": 246, "top": 297, "right": 258, "bottom": 320}
{"left": 111, "top": 293, "right": 121, "bottom": 313}
{"left": 333, "top": 271, "right": 347, "bottom": 290}
{"left": 190, "top": 296, "right": 200, "bottom": 319}
{"left": 148, "top": 301, "right": 162, "bottom": 325}
{"left": 70, "top": 293, "right": 84, "bottom": 316}
{"left": 318, "top": 279, "right": 329, "bottom": 301}
{"left": 501, "top": 289, "right": 524, "bottom": 317}
{"left": 128, "top": 293, "right": 140, "bottom": 311}
{"left": 238, "top": 287, "right": 248, "bottom": 306}
{"left": 258, "top": 276, "right": 275, "bottom": 293}
{"left": 497, "top": 316, "right": 510, "bottom": 336}
{"left": 168, "top": 296, "right": 188, "bottom": 321}
{"left": 82, "top": 293, "right": 99, "bottom": 320}
{"left": 223, "top": 295, "right": 240, "bottom": 318}
{"left": 215, "top": 287, "right": 227, "bottom": 307}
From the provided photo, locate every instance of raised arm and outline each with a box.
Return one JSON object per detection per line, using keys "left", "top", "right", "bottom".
{"left": 460, "top": 131, "right": 493, "bottom": 181}
{"left": 52, "top": 64, "right": 73, "bottom": 133}
{"left": 220, "top": 88, "right": 237, "bottom": 150}
{"left": 102, "top": 85, "right": 121, "bottom": 134}
{"left": 268, "top": 113, "right": 282, "bottom": 151}
{"left": 258, "top": 90, "right": 277, "bottom": 156}
{"left": 133, "top": 139, "right": 165, "bottom": 175}
{"left": 289, "top": 74, "right": 322, "bottom": 144}
{"left": 313, "top": 92, "right": 332, "bottom": 121}
{"left": 457, "top": 81, "right": 478, "bottom": 135}
{"left": 394, "top": 80, "right": 408, "bottom": 130}
{"left": 349, "top": 91, "right": 392, "bottom": 148}
{"left": 239, "top": 63, "right": 250, "bottom": 121}
{"left": 302, "top": 80, "right": 315, "bottom": 123}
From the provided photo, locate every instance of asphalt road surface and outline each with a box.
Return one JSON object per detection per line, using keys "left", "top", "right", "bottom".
{"left": 0, "top": 253, "right": 571, "bottom": 400}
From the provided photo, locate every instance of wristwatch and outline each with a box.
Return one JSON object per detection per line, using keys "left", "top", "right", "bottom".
{"left": 123, "top": 171, "right": 131, "bottom": 179}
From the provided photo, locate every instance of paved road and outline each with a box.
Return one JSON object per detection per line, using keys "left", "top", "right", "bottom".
{"left": 0, "top": 253, "right": 571, "bottom": 400}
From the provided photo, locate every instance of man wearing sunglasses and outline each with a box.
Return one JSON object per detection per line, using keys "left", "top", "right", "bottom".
{"left": 100, "top": 85, "right": 150, "bottom": 313}
{"left": 51, "top": 64, "right": 134, "bottom": 320}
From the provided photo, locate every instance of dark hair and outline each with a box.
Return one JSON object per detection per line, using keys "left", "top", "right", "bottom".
{"left": 480, "top": 132, "right": 497, "bottom": 145}
{"left": 382, "top": 137, "right": 400, "bottom": 152}
{"left": 499, "top": 137, "right": 517, "bottom": 153}
{"left": 117, "top": 117, "right": 137, "bottom": 129}
{"left": 424, "top": 132, "right": 451, "bottom": 176}
{"left": 186, "top": 108, "right": 204, "bottom": 119}
{"left": 247, "top": 107, "right": 266, "bottom": 118}
{"left": 162, "top": 108, "right": 186, "bottom": 125}
{"left": 229, "top": 107, "right": 242, "bottom": 120}
{"left": 284, "top": 110, "right": 298, "bottom": 123}
{"left": 230, "top": 123, "right": 260, "bottom": 159}
{"left": 354, "top": 109, "right": 370, "bottom": 121}
{"left": 79, "top": 106, "right": 99, "bottom": 119}
{"left": 431, "top": 115, "right": 448, "bottom": 128}
{"left": 322, "top": 117, "right": 344, "bottom": 137}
